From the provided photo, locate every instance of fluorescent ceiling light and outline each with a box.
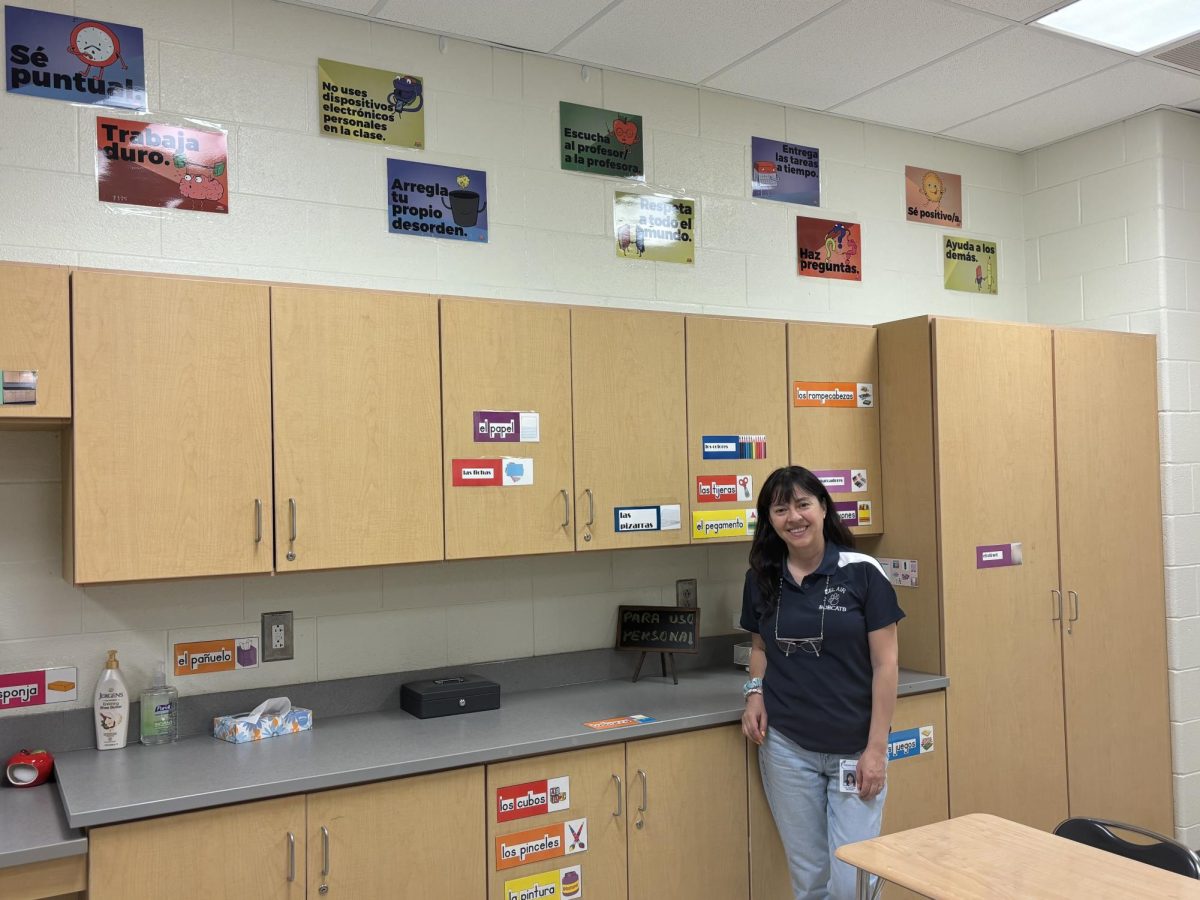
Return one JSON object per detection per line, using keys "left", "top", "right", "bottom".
{"left": 1034, "top": 0, "right": 1200, "bottom": 54}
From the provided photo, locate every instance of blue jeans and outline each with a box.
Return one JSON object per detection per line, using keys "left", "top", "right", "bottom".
{"left": 758, "top": 727, "right": 887, "bottom": 900}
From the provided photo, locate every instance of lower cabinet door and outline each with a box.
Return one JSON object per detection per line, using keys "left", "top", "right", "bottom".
{"left": 627, "top": 725, "right": 749, "bottom": 900}
{"left": 486, "top": 743, "right": 628, "bottom": 900}
{"left": 746, "top": 691, "right": 949, "bottom": 900}
{"left": 87, "top": 795, "right": 306, "bottom": 900}
{"left": 306, "top": 766, "right": 484, "bottom": 899}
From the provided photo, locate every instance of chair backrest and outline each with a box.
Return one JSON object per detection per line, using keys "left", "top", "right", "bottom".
{"left": 1054, "top": 817, "right": 1200, "bottom": 880}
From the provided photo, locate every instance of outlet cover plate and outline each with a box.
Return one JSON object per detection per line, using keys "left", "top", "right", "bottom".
{"left": 675, "top": 578, "right": 698, "bottom": 607}
{"left": 261, "top": 611, "right": 294, "bottom": 662}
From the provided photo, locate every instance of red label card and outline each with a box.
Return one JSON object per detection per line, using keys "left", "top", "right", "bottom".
{"left": 452, "top": 458, "right": 502, "bottom": 486}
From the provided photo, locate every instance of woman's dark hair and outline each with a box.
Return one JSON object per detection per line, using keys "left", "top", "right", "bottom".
{"left": 748, "top": 466, "right": 856, "bottom": 616}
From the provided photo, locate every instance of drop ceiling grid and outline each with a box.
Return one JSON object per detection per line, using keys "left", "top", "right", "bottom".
{"left": 833, "top": 25, "right": 1128, "bottom": 134}
{"left": 941, "top": 0, "right": 1063, "bottom": 21}
{"left": 372, "top": 0, "right": 616, "bottom": 52}
{"left": 945, "top": 60, "right": 1200, "bottom": 150}
{"left": 705, "top": 0, "right": 1007, "bottom": 110}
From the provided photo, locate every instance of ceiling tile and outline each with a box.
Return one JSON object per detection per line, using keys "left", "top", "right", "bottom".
{"left": 558, "top": 0, "right": 840, "bottom": 84}
{"left": 299, "top": 0, "right": 381, "bottom": 14}
{"left": 944, "top": 61, "right": 1200, "bottom": 151}
{"left": 943, "top": 0, "right": 1061, "bottom": 21}
{"left": 372, "top": 0, "right": 615, "bottom": 52}
{"left": 834, "top": 26, "right": 1126, "bottom": 133}
{"left": 707, "top": 0, "right": 1006, "bottom": 110}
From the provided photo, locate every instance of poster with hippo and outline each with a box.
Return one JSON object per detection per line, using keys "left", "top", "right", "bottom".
{"left": 387, "top": 159, "right": 488, "bottom": 243}
{"left": 5, "top": 5, "right": 146, "bottom": 111}
{"left": 95, "top": 117, "right": 229, "bottom": 213}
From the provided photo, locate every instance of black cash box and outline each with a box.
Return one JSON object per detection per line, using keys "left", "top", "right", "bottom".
{"left": 400, "top": 674, "right": 500, "bottom": 719}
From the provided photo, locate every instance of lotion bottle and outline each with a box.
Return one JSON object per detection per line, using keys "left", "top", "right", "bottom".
{"left": 139, "top": 661, "right": 178, "bottom": 745}
{"left": 94, "top": 650, "right": 129, "bottom": 750}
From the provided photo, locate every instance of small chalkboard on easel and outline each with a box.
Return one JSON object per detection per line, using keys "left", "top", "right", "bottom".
{"left": 616, "top": 606, "right": 700, "bottom": 685}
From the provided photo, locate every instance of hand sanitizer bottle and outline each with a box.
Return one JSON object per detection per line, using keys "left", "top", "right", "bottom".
{"left": 94, "top": 650, "right": 129, "bottom": 750}
{"left": 139, "top": 661, "right": 178, "bottom": 745}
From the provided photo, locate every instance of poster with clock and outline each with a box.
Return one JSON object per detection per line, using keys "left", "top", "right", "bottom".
{"left": 5, "top": 5, "right": 146, "bottom": 111}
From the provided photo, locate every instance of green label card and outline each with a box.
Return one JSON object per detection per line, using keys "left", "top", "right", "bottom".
{"left": 318, "top": 58, "right": 424, "bottom": 149}
{"left": 560, "top": 101, "right": 643, "bottom": 180}
{"left": 614, "top": 192, "right": 694, "bottom": 264}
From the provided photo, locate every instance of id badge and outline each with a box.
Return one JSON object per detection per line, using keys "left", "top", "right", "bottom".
{"left": 838, "top": 758, "right": 859, "bottom": 794}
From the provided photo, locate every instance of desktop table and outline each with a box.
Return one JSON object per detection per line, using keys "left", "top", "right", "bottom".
{"left": 835, "top": 813, "right": 1200, "bottom": 899}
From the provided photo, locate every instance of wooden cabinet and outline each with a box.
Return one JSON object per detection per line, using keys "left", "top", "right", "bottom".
{"left": 627, "top": 725, "right": 748, "bottom": 900}
{"left": 571, "top": 308, "right": 689, "bottom": 551}
{"left": 486, "top": 743, "right": 627, "bottom": 900}
{"left": 878, "top": 317, "right": 1172, "bottom": 834}
{"left": 87, "top": 795, "right": 305, "bottom": 900}
{"left": 685, "top": 316, "right": 788, "bottom": 544}
{"left": 748, "top": 691, "right": 949, "bottom": 900}
{"left": 0, "top": 855, "right": 84, "bottom": 900}
{"left": 0, "top": 262, "right": 70, "bottom": 420}
{"left": 788, "top": 323, "right": 883, "bottom": 536}
{"left": 307, "top": 766, "right": 484, "bottom": 898}
{"left": 441, "top": 297, "right": 574, "bottom": 558}
{"left": 271, "top": 285, "right": 442, "bottom": 571}
{"left": 70, "top": 271, "right": 273, "bottom": 583}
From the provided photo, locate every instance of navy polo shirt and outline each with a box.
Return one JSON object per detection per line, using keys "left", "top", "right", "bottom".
{"left": 739, "top": 542, "right": 904, "bottom": 754}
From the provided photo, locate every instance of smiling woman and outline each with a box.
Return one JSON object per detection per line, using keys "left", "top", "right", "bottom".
{"left": 740, "top": 465, "right": 903, "bottom": 900}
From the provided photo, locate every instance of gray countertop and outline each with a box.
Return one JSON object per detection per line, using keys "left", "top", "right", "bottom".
{"left": 7, "top": 666, "right": 946, "bottom": 867}
{"left": 0, "top": 783, "right": 87, "bottom": 867}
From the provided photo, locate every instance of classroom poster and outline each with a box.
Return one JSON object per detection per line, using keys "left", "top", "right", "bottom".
{"left": 944, "top": 235, "right": 997, "bottom": 294}
{"left": 317, "top": 58, "right": 424, "bottom": 148}
{"left": 5, "top": 5, "right": 146, "bottom": 110}
{"left": 387, "top": 159, "right": 487, "bottom": 242}
{"left": 96, "top": 117, "right": 229, "bottom": 213}
{"left": 613, "top": 192, "right": 694, "bottom": 263}
{"left": 905, "top": 166, "right": 962, "bottom": 227}
{"left": 751, "top": 137, "right": 819, "bottom": 206}
{"left": 560, "top": 101, "right": 644, "bottom": 180}
{"left": 796, "top": 216, "right": 861, "bottom": 281}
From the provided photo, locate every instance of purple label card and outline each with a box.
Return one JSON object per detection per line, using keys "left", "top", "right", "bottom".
{"left": 473, "top": 410, "right": 519, "bottom": 442}
{"left": 834, "top": 501, "right": 859, "bottom": 527}
{"left": 976, "top": 542, "right": 1023, "bottom": 569}
{"left": 814, "top": 469, "right": 851, "bottom": 492}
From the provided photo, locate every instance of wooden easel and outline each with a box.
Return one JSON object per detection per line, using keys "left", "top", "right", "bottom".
{"left": 631, "top": 650, "right": 678, "bottom": 685}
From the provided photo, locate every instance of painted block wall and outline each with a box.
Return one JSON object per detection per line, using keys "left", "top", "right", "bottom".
{"left": 1024, "top": 108, "right": 1200, "bottom": 846}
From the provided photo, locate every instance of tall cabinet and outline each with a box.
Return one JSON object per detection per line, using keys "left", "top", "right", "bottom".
{"left": 0, "top": 262, "right": 71, "bottom": 420}
{"left": 878, "top": 316, "right": 1172, "bottom": 834}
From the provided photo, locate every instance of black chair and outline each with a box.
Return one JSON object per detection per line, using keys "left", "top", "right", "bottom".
{"left": 1053, "top": 816, "right": 1200, "bottom": 879}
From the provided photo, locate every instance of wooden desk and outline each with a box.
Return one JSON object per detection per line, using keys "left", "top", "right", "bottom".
{"left": 835, "top": 813, "right": 1200, "bottom": 899}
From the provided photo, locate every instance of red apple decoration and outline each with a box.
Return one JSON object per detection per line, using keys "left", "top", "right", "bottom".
{"left": 611, "top": 118, "right": 639, "bottom": 146}
{"left": 6, "top": 748, "right": 54, "bottom": 787}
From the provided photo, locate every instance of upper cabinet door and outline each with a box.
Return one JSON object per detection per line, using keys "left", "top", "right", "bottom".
{"left": 0, "top": 262, "right": 70, "bottom": 419}
{"left": 788, "top": 322, "right": 883, "bottom": 536}
{"left": 272, "top": 285, "right": 442, "bottom": 571}
{"left": 685, "top": 316, "right": 788, "bottom": 544}
{"left": 572, "top": 308, "right": 688, "bottom": 551}
{"left": 441, "top": 297, "right": 574, "bottom": 559}
{"left": 71, "top": 271, "right": 273, "bottom": 583}
{"left": 1053, "top": 328, "right": 1173, "bottom": 833}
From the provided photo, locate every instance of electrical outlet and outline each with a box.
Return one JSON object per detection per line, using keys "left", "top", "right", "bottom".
{"left": 261, "top": 611, "right": 294, "bottom": 662}
{"left": 675, "top": 578, "right": 698, "bottom": 608}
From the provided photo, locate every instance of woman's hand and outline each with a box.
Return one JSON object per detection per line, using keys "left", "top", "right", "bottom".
{"left": 856, "top": 746, "right": 887, "bottom": 800}
{"left": 742, "top": 694, "right": 767, "bottom": 745}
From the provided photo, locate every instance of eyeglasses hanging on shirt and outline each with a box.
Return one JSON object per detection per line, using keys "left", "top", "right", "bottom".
{"left": 774, "top": 573, "right": 830, "bottom": 657}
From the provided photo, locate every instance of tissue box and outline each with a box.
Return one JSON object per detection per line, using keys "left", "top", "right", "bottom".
{"left": 213, "top": 707, "right": 313, "bottom": 743}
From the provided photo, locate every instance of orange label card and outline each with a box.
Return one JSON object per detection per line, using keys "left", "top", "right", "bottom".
{"left": 793, "top": 381, "right": 874, "bottom": 408}
{"left": 496, "top": 818, "right": 588, "bottom": 870}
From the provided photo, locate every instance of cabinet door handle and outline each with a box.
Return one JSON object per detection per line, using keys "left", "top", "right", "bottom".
{"left": 1051, "top": 589, "right": 1062, "bottom": 622}
{"left": 320, "top": 825, "right": 330, "bottom": 877}
{"left": 289, "top": 498, "right": 298, "bottom": 543}
{"left": 1067, "top": 590, "right": 1079, "bottom": 634}
{"left": 635, "top": 768, "right": 647, "bottom": 830}
{"left": 286, "top": 831, "right": 295, "bottom": 882}
{"left": 584, "top": 489, "right": 594, "bottom": 527}
{"left": 560, "top": 489, "right": 570, "bottom": 528}
{"left": 254, "top": 499, "right": 263, "bottom": 544}
{"left": 611, "top": 773, "right": 623, "bottom": 818}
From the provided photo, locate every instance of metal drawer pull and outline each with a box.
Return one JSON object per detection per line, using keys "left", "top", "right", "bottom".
{"left": 612, "top": 773, "right": 622, "bottom": 818}
{"left": 286, "top": 831, "right": 295, "bottom": 882}
{"left": 255, "top": 499, "right": 263, "bottom": 544}
{"left": 560, "top": 489, "right": 570, "bottom": 528}
{"left": 1067, "top": 591, "right": 1079, "bottom": 634}
{"left": 1051, "top": 589, "right": 1062, "bottom": 622}
{"left": 287, "top": 498, "right": 298, "bottom": 562}
{"left": 585, "top": 489, "right": 594, "bottom": 526}
{"left": 321, "top": 825, "right": 330, "bottom": 876}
